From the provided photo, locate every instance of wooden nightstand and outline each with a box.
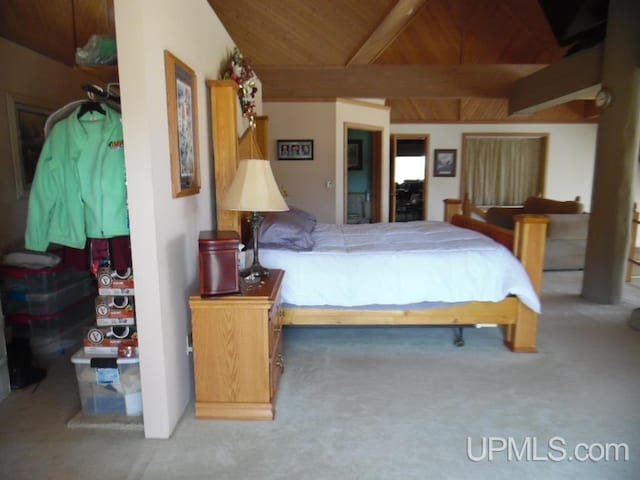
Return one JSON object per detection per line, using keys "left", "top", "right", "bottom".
{"left": 189, "top": 269, "right": 284, "bottom": 420}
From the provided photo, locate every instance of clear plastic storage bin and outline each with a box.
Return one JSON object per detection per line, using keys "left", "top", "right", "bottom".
{"left": 6, "top": 297, "right": 95, "bottom": 364}
{"left": 30, "top": 316, "right": 94, "bottom": 364}
{"left": 0, "top": 265, "right": 90, "bottom": 293}
{"left": 71, "top": 349, "right": 142, "bottom": 416}
{"left": 6, "top": 296, "right": 95, "bottom": 339}
{"left": 2, "top": 276, "right": 97, "bottom": 315}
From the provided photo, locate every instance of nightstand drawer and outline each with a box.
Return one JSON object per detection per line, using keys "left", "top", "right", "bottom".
{"left": 270, "top": 332, "right": 283, "bottom": 400}
{"left": 268, "top": 298, "right": 283, "bottom": 349}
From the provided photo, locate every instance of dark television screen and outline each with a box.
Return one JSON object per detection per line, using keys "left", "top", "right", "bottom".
{"left": 538, "top": 0, "right": 609, "bottom": 49}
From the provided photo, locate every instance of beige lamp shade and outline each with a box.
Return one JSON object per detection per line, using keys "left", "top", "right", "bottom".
{"left": 220, "top": 159, "right": 289, "bottom": 212}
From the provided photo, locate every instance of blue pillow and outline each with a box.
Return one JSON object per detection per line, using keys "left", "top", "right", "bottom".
{"left": 259, "top": 206, "right": 316, "bottom": 251}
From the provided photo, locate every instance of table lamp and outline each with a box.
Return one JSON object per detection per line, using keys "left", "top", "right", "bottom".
{"left": 220, "top": 158, "right": 288, "bottom": 280}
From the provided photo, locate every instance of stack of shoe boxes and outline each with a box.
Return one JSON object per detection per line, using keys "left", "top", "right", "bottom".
{"left": 83, "top": 266, "right": 138, "bottom": 356}
{"left": 71, "top": 266, "right": 143, "bottom": 417}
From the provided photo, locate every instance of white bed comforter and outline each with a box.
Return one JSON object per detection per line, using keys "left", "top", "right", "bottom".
{"left": 260, "top": 221, "right": 541, "bottom": 313}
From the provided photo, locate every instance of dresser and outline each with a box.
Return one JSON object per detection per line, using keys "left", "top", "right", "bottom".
{"left": 188, "top": 269, "right": 284, "bottom": 419}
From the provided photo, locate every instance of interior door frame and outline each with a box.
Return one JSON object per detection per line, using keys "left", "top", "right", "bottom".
{"left": 344, "top": 123, "right": 383, "bottom": 223}
{"left": 390, "top": 134, "right": 430, "bottom": 222}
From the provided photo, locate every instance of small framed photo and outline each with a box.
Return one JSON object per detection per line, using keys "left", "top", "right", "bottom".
{"left": 277, "top": 139, "right": 314, "bottom": 160}
{"left": 164, "top": 49, "right": 201, "bottom": 198}
{"left": 6, "top": 93, "right": 55, "bottom": 199}
{"left": 433, "top": 149, "right": 457, "bottom": 177}
{"left": 347, "top": 139, "right": 362, "bottom": 171}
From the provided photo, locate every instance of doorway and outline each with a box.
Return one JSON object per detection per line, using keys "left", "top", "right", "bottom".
{"left": 390, "top": 135, "right": 429, "bottom": 222}
{"left": 345, "top": 126, "right": 382, "bottom": 224}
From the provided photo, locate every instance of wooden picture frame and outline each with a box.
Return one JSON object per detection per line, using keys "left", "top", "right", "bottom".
{"left": 6, "top": 93, "right": 55, "bottom": 199}
{"left": 434, "top": 149, "right": 457, "bottom": 177}
{"left": 277, "top": 139, "right": 313, "bottom": 160}
{"left": 165, "top": 50, "right": 201, "bottom": 198}
{"left": 347, "top": 139, "right": 363, "bottom": 171}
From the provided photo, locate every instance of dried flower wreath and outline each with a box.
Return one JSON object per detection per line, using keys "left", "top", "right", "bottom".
{"left": 222, "top": 47, "right": 258, "bottom": 127}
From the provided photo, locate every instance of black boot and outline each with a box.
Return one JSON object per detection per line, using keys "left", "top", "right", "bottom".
{"left": 7, "top": 338, "right": 46, "bottom": 390}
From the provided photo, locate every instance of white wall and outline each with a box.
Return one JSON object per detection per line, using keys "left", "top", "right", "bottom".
{"left": 265, "top": 101, "right": 336, "bottom": 222}
{"left": 265, "top": 99, "right": 390, "bottom": 224}
{"left": 392, "top": 123, "right": 599, "bottom": 220}
{"left": 114, "top": 0, "right": 259, "bottom": 438}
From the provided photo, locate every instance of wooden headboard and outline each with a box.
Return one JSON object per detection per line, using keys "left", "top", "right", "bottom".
{"left": 208, "top": 79, "right": 269, "bottom": 237}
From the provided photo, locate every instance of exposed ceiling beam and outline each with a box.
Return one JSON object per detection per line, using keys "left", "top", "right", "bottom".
{"left": 257, "top": 64, "right": 545, "bottom": 100}
{"left": 509, "top": 44, "right": 603, "bottom": 116}
{"left": 346, "top": 0, "right": 428, "bottom": 65}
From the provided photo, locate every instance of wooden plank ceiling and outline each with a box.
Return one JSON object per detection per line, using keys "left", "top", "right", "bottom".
{"left": 0, "top": 0, "right": 596, "bottom": 122}
{"left": 0, "top": 0, "right": 117, "bottom": 83}
{"left": 209, "top": 0, "right": 597, "bottom": 123}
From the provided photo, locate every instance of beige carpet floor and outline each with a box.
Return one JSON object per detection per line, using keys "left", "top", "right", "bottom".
{"left": 0, "top": 271, "right": 638, "bottom": 480}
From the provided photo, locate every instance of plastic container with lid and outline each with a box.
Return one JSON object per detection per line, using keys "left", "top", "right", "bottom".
{"left": 30, "top": 316, "right": 94, "bottom": 365}
{"left": 6, "top": 296, "right": 95, "bottom": 340}
{"left": 2, "top": 276, "right": 97, "bottom": 316}
{"left": 71, "top": 349, "right": 142, "bottom": 416}
{"left": 0, "top": 264, "right": 90, "bottom": 293}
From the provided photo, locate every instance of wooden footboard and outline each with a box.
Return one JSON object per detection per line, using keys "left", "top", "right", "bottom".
{"left": 443, "top": 198, "right": 549, "bottom": 351}
{"left": 282, "top": 298, "right": 535, "bottom": 352}
{"left": 282, "top": 298, "right": 520, "bottom": 326}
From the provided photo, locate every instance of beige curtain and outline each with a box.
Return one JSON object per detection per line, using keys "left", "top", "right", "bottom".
{"left": 464, "top": 137, "right": 543, "bottom": 206}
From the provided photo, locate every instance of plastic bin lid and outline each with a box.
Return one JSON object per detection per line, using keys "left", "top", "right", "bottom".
{"left": 71, "top": 348, "right": 139, "bottom": 365}
{"left": 6, "top": 295, "right": 95, "bottom": 323}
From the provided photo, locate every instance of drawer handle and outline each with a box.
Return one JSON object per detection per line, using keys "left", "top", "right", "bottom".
{"left": 276, "top": 353, "right": 284, "bottom": 369}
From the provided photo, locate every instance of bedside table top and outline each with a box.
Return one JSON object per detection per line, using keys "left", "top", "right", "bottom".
{"left": 189, "top": 269, "right": 284, "bottom": 306}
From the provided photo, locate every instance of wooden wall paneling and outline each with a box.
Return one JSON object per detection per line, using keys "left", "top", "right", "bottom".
{"left": 461, "top": 99, "right": 509, "bottom": 121}
{"left": 208, "top": 0, "right": 395, "bottom": 65}
{"left": 347, "top": 0, "right": 428, "bottom": 65}
{"left": 0, "top": 0, "right": 75, "bottom": 65}
{"left": 526, "top": 101, "right": 593, "bottom": 122}
{"left": 387, "top": 98, "right": 459, "bottom": 123}
{"left": 73, "top": 0, "right": 116, "bottom": 50}
{"left": 259, "top": 64, "right": 542, "bottom": 100}
{"left": 376, "top": 0, "right": 462, "bottom": 64}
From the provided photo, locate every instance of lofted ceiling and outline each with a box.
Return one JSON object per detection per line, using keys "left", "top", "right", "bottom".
{"left": 208, "top": 0, "right": 599, "bottom": 123}
{"left": 0, "top": 0, "right": 117, "bottom": 82}
{"left": 0, "top": 0, "right": 599, "bottom": 123}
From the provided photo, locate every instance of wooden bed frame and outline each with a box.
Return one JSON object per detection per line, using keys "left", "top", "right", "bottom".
{"left": 209, "top": 81, "right": 548, "bottom": 353}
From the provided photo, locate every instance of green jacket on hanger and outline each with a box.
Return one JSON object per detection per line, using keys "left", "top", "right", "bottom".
{"left": 25, "top": 104, "right": 129, "bottom": 251}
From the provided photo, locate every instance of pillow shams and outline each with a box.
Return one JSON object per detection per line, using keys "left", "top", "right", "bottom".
{"left": 259, "top": 207, "right": 316, "bottom": 251}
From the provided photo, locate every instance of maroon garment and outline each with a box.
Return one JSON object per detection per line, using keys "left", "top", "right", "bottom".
{"left": 62, "top": 235, "right": 132, "bottom": 274}
{"left": 109, "top": 235, "right": 132, "bottom": 273}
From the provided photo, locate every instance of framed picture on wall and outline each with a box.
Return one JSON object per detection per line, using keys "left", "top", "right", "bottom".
{"left": 347, "top": 139, "right": 363, "bottom": 170}
{"left": 164, "top": 49, "right": 201, "bottom": 198}
{"left": 434, "top": 149, "right": 456, "bottom": 177}
{"left": 6, "top": 93, "right": 55, "bottom": 199}
{"left": 277, "top": 139, "right": 314, "bottom": 160}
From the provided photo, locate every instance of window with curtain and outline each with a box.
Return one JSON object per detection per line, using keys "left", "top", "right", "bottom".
{"left": 463, "top": 136, "right": 546, "bottom": 206}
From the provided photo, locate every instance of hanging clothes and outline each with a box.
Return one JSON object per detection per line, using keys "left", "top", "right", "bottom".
{"left": 44, "top": 84, "right": 120, "bottom": 138}
{"left": 25, "top": 103, "right": 129, "bottom": 252}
